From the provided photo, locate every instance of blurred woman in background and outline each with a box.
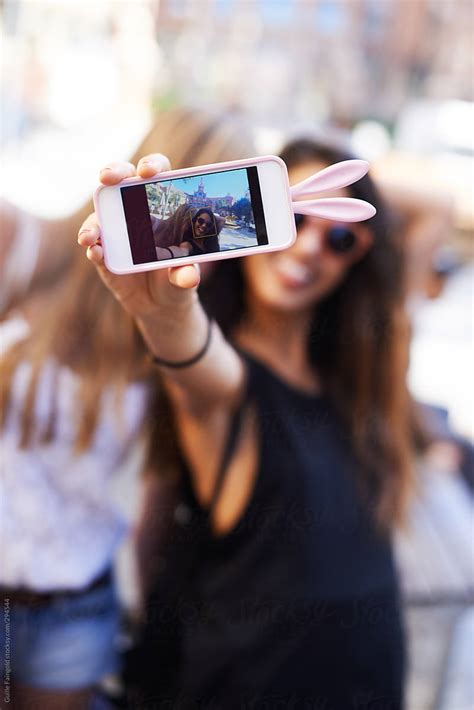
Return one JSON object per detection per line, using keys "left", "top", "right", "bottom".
{"left": 0, "top": 107, "right": 253, "bottom": 710}
{"left": 80, "top": 138, "right": 420, "bottom": 709}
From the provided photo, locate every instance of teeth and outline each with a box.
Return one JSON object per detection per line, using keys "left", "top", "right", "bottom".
{"left": 276, "top": 256, "right": 312, "bottom": 285}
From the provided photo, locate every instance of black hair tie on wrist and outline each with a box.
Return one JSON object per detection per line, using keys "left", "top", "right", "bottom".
{"left": 151, "top": 317, "right": 213, "bottom": 369}
{"left": 165, "top": 246, "right": 174, "bottom": 258}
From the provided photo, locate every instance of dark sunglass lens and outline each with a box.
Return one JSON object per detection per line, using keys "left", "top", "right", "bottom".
{"left": 327, "top": 226, "right": 356, "bottom": 253}
{"left": 294, "top": 214, "right": 305, "bottom": 229}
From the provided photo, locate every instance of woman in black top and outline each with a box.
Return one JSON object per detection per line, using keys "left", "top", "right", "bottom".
{"left": 79, "top": 140, "right": 415, "bottom": 709}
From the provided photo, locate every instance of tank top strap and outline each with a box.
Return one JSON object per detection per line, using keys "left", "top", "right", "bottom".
{"left": 179, "top": 348, "right": 274, "bottom": 518}
{"left": 179, "top": 354, "right": 254, "bottom": 517}
{"left": 205, "top": 397, "right": 247, "bottom": 516}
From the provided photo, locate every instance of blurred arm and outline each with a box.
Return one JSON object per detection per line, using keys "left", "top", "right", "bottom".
{"left": 0, "top": 198, "right": 73, "bottom": 316}
{"left": 379, "top": 182, "right": 454, "bottom": 296}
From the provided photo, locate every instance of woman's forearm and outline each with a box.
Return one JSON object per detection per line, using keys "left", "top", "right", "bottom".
{"left": 155, "top": 245, "right": 191, "bottom": 260}
{"left": 136, "top": 296, "right": 244, "bottom": 414}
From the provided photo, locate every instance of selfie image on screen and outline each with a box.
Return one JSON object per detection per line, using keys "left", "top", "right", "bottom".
{"left": 120, "top": 167, "right": 268, "bottom": 265}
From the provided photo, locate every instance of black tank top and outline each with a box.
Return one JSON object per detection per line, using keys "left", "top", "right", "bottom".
{"left": 133, "top": 352, "right": 404, "bottom": 709}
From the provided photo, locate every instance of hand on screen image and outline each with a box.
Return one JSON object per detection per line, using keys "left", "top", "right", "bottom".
{"left": 155, "top": 242, "right": 194, "bottom": 260}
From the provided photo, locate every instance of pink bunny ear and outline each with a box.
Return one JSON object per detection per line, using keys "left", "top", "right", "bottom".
{"left": 289, "top": 160, "right": 369, "bottom": 200}
{"left": 292, "top": 197, "right": 376, "bottom": 222}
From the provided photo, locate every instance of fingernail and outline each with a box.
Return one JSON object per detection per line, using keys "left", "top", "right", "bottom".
{"left": 78, "top": 228, "right": 91, "bottom": 235}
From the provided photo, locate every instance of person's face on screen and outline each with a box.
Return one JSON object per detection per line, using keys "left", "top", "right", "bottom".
{"left": 193, "top": 211, "right": 214, "bottom": 237}
{"left": 242, "top": 160, "right": 373, "bottom": 314}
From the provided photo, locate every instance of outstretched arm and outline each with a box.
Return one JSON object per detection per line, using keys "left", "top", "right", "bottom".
{"left": 77, "top": 154, "right": 245, "bottom": 418}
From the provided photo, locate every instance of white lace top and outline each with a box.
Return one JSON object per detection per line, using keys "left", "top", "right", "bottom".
{"left": 0, "top": 319, "right": 149, "bottom": 591}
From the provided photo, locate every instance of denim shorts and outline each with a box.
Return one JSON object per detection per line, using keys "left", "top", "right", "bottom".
{"left": 0, "top": 575, "right": 120, "bottom": 690}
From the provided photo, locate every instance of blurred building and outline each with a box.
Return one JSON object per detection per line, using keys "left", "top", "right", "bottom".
{"left": 153, "top": 0, "right": 473, "bottom": 127}
{"left": 2, "top": 0, "right": 472, "bottom": 145}
{"left": 185, "top": 178, "right": 235, "bottom": 211}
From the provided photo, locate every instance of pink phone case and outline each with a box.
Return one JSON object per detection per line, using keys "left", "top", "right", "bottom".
{"left": 93, "top": 155, "right": 296, "bottom": 274}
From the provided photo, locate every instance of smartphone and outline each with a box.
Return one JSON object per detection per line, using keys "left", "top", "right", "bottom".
{"left": 93, "top": 155, "right": 296, "bottom": 274}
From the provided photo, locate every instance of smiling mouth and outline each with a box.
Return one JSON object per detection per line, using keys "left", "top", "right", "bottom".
{"left": 273, "top": 255, "right": 315, "bottom": 288}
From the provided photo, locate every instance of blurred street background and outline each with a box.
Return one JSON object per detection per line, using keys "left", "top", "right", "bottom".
{"left": 1, "top": 2, "right": 473, "bottom": 708}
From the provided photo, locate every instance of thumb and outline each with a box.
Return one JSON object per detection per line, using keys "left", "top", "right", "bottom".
{"left": 168, "top": 264, "right": 201, "bottom": 290}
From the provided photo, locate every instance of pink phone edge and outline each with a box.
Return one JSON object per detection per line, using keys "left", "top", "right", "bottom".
{"left": 93, "top": 155, "right": 289, "bottom": 198}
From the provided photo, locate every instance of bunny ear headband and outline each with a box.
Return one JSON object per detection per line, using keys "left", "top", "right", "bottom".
{"left": 290, "top": 159, "right": 376, "bottom": 222}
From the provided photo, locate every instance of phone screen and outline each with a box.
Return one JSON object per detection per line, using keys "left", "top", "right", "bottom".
{"left": 120, "top": 167, "right": 268, "bottom": 264}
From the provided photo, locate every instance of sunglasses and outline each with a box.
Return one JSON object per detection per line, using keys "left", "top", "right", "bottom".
{"left": 294, "top": 214, "right": 356, "bottom": 254}
{"left": 196, "top": 216, "right": 212, "bottom": 229}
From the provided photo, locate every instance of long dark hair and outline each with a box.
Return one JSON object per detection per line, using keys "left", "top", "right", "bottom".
{"left": 198, "top": 139, "right": 418, "bottom": 528}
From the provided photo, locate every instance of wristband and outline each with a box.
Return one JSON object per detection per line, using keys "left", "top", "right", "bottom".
{"left": 151, "top": 316, "right": 213, "bottom": 369}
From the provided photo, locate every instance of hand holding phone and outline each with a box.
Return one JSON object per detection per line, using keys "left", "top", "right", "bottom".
{"left": 78, "top": 153, "right": 202, "bottom": 321}
{"left": 78, "top": 153, "right": 244, "bottom": 398}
